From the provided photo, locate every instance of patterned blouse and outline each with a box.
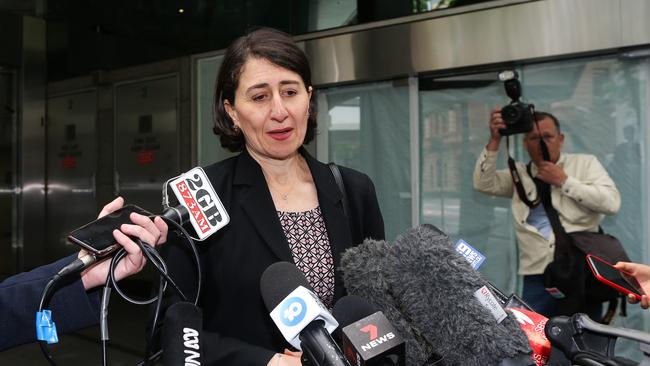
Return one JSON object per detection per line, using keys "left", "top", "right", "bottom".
{"left": 277, "top": 206, "right": 335, "bottom": 308}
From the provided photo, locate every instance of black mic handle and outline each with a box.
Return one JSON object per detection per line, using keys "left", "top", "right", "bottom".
{"left": 299, "top": 320, "right": 351, "bottom": 366}
{"left": 540, "top": 139, "right": 551, "bottom": 162}
{"left": 162, "top": 205, "right": 189, "bottom": 226}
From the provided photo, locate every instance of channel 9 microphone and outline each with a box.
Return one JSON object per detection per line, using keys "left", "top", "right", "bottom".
{"left": 332, "top": 295, "right": 405, "bottom": 366}
{"left": 161, "top": 302, "right": 203, "bottom": 366}
{"left": 340, "top": 224, "right": 532, "bottom": 366}
{"left": 260, "top": 262, "right": 351, "bottom": 366}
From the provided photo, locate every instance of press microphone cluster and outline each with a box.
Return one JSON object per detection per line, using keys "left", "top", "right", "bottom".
{"left": 260, "top": 262, "right": 350, "bottom": 366}
{"left": 340, "top": 224, "right": 532, "bottom": 366}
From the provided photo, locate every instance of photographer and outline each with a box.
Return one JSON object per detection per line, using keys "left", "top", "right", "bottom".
{"left": 473, "top": 108, "right": 620, "bottom": 318}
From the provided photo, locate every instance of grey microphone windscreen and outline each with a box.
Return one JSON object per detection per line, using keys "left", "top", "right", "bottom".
{"left": 341, "top": 224, "right": 532, "bottom": 366}
{"left": 341, "top": 238, "right": 441, "bottom": 365}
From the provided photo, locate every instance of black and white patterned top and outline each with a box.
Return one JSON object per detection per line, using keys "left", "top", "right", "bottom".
{"left": 277, "top": 206, "right": 335, "bottom": 308}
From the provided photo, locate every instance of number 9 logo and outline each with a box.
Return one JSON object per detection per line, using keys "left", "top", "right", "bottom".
{"left": 280, "top": 297, "right": 307, "bottom": 326}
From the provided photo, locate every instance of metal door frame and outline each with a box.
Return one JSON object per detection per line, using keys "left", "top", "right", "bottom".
{"left": 0, "top": 67, "right": 20, "bottom": 275}
{"left": 112, "top": 73, "right": 180, "bottom": 198}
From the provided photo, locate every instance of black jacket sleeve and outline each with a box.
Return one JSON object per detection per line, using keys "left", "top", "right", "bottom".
{"left": 0, "top": 254, "right": 100, "bottom": 351}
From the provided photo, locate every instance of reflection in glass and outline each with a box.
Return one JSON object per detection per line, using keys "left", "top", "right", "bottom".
{"left": 319, "top": 82, "right": 411, "bottom": 241}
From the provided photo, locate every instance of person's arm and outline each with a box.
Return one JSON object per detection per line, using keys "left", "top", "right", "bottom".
{"left": 0, "top": 254, "right": 99, "bottom": 351}
{"left": 558, "top": 155, "right": 621, "bottom": 215}
{"left": 0, "top": 197, "right": 167, "bottom": 351}
{"left": 473, "top": 109, "right": 515, "bottom": 198}
{"left": 614, "top": 262, "right": 650, "bottom": 309}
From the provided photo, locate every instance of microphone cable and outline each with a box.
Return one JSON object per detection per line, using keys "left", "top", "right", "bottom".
{"left": 37, "top": 214, "right": 201, "bottom": 366}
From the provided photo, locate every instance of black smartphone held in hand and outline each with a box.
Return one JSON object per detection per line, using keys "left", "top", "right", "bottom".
{"left": 586, "top": 254, "right": 643, "bottom": 301}
{"left": 68, "top": 204, "right": 153, "bottom": 258}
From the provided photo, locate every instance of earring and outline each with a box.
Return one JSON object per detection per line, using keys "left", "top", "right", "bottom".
{"left": 233, "top": 125, "right": 241, "bottom": 134}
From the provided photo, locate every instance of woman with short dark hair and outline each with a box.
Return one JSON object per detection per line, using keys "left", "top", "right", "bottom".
{"left": 160, "top": 28, "right": 384, "bottom": 366}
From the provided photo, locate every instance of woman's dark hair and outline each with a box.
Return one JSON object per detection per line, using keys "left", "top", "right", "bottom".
{"left": 213, "top": 27, "right": 317, "bottom": 152}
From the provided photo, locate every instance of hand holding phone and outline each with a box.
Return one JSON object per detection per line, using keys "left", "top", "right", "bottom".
{"left": 71, "top": 197, "right": 168, "bottom": 290}
{"left": 68, "top": 204, "right": 155, "bottom": 258}
{"left": 586, "top": 254, "right": 643, "bottom": 301}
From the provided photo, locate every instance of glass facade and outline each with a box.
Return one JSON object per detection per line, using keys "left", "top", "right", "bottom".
{"left": 317, "top": 81, "right": 413, "bottom": 242}
{"left": 43, "top": 0, "right": 502, "bottom": 80}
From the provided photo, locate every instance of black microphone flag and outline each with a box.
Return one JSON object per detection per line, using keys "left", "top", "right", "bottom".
{"left": 162, "top": 302, "right": 203, "bottom": 366}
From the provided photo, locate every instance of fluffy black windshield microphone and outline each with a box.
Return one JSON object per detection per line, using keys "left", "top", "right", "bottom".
{"left": 333, "top": 295, "right": 405, "bottom": 366}
{"left": 161, "top": 302, "right": 203, "bottom": 366}
{"left": 340, "top": 239, "right": 440, "bottom": 365}
{"left": 260, "top": 262, "right": 350, "bottom": 366}
{"left": 341, "top": 225, "right": 532, "bottom": 366}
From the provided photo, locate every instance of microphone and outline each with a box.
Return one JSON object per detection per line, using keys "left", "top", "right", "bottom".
{"left": 454, "top": 236, "right": 556, "bottom": 365}
{"left": 161, "top": 302, "right": 203, "bottom": 366}
{"left": 340, "top": 224, "right": 533, "bottom": 366}
{"left": 59, "top": 166, "right": 230, "bottom": 277}
{"left": 332, "top": 295, "right": 405, "bottom": 366}
{"left": 260, "top": 262, "right": 350, "bottom": 366}
{"left": 163, "top": 166, "right": 230, "bottom": 240}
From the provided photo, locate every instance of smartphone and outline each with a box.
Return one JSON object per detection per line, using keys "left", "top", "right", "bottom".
{"left": 586, "top": 254, "right": 643, "bottom": 300}
{"left": 67, "top": 204, "right": 153, "bottom": 257}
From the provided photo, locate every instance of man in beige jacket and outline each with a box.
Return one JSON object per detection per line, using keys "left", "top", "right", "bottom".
{"left": 473, "top": 109, "right": 620, "bottom": 317}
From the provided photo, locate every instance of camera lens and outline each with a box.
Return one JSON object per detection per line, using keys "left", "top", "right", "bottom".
{"left": 501, "top": 105, "right": 521, "bottom": 125}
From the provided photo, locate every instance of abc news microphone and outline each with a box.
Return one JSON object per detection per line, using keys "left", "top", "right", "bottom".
{"left": 161, "top": 302, "right": 203, "bottom": 366}
{"left": 260, "top": 261, "right": 351, "bottom": 366}
{"left": 333, "top": 295, "right": 405, "bottom": 366}
{"left": 340, "top": 224, "right": 532, "bottom": 366}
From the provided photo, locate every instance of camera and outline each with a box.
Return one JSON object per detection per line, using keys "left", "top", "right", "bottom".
{"left": 498, "top": 70, "right": 534, "bottom": 136}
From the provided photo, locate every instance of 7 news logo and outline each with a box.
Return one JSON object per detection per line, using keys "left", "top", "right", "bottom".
{"left": 359, "top": 323, "right": 395, "bottom": 352}
{"left": 279, "top": 297, "right": 307, "bottom": 326}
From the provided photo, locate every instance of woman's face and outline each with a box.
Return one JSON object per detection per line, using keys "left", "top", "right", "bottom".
{"left": 224, "top": 57, "right": 312, "bottom": 160}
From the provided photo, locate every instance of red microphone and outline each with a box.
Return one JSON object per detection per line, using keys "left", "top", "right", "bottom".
{"left": 506, "top": 307, "right": 551, "bottom": 366}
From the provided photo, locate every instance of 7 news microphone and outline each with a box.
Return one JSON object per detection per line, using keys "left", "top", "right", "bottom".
{"left": 332, "top": 295, "right": 405, "bottom": 366}
{"left": 260, "top": 261, "right": 351, "bottom": 366}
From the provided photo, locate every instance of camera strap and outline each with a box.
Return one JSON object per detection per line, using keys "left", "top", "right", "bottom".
{"left": 506, "top": 136, "right": 541, "bottom": 208}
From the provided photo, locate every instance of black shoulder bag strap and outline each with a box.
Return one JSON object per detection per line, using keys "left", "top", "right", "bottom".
{"left": 526, "top": 162, "right": 571, "bottom": 258}
{"left": 328, "top": 162, "right": 350, "bottom": 218}
{"left": 507, "top": 137, "right": 541, "bottom": 208}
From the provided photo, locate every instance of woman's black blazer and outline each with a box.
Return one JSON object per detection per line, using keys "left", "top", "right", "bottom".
{"left": 161, "top": 147, "right": 385, "bottom": 365}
